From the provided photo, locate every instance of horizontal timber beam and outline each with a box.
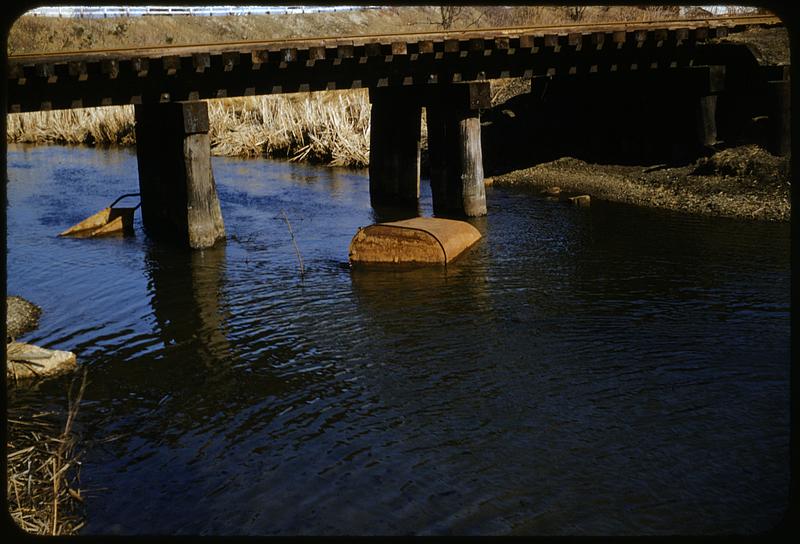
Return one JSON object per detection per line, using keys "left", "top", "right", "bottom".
{"left": 6, "top": 19, "right": 780, "bottom": 113}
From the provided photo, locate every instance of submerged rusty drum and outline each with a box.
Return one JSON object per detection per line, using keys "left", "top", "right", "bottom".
{"left": 59, "top": 193, "right": 140, "bottom": 238}
{"left": 349, "top": 217, "right": 481, "bottom": 266}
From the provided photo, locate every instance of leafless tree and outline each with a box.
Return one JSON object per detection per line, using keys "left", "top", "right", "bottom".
{"left": 564, "top": 6, "right": 588, "bottom": 22}
{"left": 438, "top": 6, "right": 464, "bottom": 30}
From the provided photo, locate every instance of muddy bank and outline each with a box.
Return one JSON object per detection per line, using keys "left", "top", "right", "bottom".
{"left": 491, "top": 145, "right": 790, "bottom": 221}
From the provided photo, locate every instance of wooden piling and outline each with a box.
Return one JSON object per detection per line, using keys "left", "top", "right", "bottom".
{"left": 696, "top": 95, "right": 718, "bottom": 148}
{"left": 767, "top": 79, "right": 790, "bottom": 156}
{"left": 368, "top": 88, "right": 421, "bottom": 207}
{"left": 134, "top": 101, "right": 225, "bottom": 249}
{"left": 426, "top": 82, "right": 489, "bottom": 217}
{"left": 458, "top": 112, "right": 487, "bottom": 217}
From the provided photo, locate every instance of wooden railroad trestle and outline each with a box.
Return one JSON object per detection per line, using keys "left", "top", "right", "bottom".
{"left": 5, "top": 16, "right": 787, "bottom": 247}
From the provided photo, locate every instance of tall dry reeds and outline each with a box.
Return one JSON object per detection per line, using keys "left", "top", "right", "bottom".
{"left": 7, "top": 90, "right": 372, "bottom": 167}
{"left": 7, "top": 106, "right": 136, "bottom": 146}
{"left": 208, "top": 90, "right": 370, "bottom": 167}
{"left": 7, "top": 370, "right": 87, "bottom": 535}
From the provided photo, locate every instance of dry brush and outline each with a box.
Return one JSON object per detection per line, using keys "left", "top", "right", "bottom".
{"left": 7, "top": 90, "right": 372, "bottom": 168}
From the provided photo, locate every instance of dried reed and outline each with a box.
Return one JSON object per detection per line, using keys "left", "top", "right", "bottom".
{"left": 280, "top": 209, "right": 305, "bottom": 278}
{"left": 7, "top": 370, "right": 88, "bottom": 535}
{"left": 208, "top": 90, "right": 370, "bottom": 167}
{"left": 7, "top": 106, "right": 136, "bottom": 146}
{"left": 7, "top": 90, "right": 371, "bottom": 167}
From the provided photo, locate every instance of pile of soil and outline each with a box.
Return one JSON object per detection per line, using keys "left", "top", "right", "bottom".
{"left": 715, "top": 27, "right": 791, "bottom": 66}
{"left": 490, "top": 145, "right": 790, "bottom": 221}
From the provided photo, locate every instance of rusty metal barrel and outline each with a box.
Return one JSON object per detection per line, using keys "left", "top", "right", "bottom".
{"left": 348, "top": 217, "right": 481, "bottom": 266}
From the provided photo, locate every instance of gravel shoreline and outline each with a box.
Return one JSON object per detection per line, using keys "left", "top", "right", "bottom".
{"left": 490, "top": 145, "right": 791, "bottom": 222}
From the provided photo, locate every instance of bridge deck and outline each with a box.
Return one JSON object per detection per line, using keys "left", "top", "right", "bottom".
{"left": 6, "top": 14, "right": 784, "bottom": 113}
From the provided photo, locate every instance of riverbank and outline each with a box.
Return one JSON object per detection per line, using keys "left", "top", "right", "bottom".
{"left": 8, "top": 6, "right": 687, "bottom": 55}
{"left": 490, "top": 145, "right": 791, "bottom": 221}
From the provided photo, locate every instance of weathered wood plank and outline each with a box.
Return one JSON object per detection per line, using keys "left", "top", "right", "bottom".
{"left": 280, "top": 47, "right": 298, "bottom": 63}
{"left": 68, "top": 61, "right": 88, "bottom": 80}
{"left": 192, "top": 52, "right": 211, "bottom": 72}
{"left": 221, "top": 51, "right": 240, "bottom": 71}
{"left": 391, "top": 42, "right": 408, "bottom": 56}
{"left": 309, "top": 46, "right": 327, "bottom": 62}
{"left": 337, "top": 43, "right": 355, "bottom": 59}
{"left": 35, "top": 63, "right": 55, "bottom": 78}
{"left": 766, "top": 79, "right": 790, "bottom": 156}
{"left": 131, "top": 57, "right": 149, "bottom": 77}
{"left": 468, "top": 38, "right": 485, "bottom": 53}
{"left": 162, "top": 55, "right": 181, "bottom": 75}
{"left": 519, "top": 35, "right": 536, "bottom": 49}
{"left": 444, "top": 39, "right": 460, "bottom": 53}
{"left": 134, "top": 101, "right": 225, "bottom": 249}
{"left": 368, "top": 88, "right": 421, "bottom": 207}
{"left": 101, "top": 59, "right": 119, "bottom": 78}
{"left": 364, "top": 43, "right": 382, "bottom": 57}
{"left": 418, "top": 40, "right": 434, "bottom": 55}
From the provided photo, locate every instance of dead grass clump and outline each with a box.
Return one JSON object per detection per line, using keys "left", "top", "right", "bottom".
{"left": 208, "top": 90, "right": 370, "bottom": 167}
{"left": 7, "top": 371, "right": 87, "bottom": 535}
{"left": 7, "top": 106, "right": 135, "bottom": 146}
{"left": 6, "top": 90, "right": 371, "bottom": 167}
{"left": 692, "top": 145, "right": 789, "bottom": 180}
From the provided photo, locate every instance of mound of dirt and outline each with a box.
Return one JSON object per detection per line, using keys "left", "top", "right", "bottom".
{"left": 692, "top": 144, "right": 789, "bottom": 180}
{"left": 491, "top": 145, "right": 791, "bottom": 222}
{"left": 715, "top": 27, "right": 790, "bottom": 66}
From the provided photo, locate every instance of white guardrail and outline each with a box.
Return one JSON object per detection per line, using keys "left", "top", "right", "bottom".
{"left": 27, "top": 5, "right": 381, "bottom": 18}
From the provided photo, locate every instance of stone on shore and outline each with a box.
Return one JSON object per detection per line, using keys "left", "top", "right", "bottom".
{"left": 541, "top": 186, "right": 561, "bottom": 197}
{"left": 6, "top": 296, "right": 42, "bottom": 340}
{"left": 568, "top": 195, "right": 591, "bottom": 207}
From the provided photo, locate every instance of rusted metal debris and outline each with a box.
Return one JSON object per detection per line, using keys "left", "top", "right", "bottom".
{"left": 349, "top": 217, "right": 481, "bottom": 266}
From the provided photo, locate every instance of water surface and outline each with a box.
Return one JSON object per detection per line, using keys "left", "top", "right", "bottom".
{"left": 6, "top": 143, "right": 790, "bottom": 535}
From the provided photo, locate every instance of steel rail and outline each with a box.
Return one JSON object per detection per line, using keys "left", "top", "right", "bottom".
{"left": 8, "top": 13, "right": 782, "bottom": 63}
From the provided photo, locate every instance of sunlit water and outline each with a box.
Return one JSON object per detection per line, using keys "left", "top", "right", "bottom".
{"left": 6, "top": 143, "right": 790, "bottom": 535}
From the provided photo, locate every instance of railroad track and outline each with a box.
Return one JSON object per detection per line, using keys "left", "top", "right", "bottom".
{"left": 8, "top": 14, "right": 783, "bottom": 64}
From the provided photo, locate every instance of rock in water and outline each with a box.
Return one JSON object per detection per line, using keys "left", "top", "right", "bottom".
{"left": 6, "top": 342, "right": 77, "bottom": 381}
{"left": 568, "top": 195, "right": 591, "bottom": 208}
{"left": 541, "top": 186, "right": 561, "bottom": 197}
{"left": 6, "top": 296, "right": 42, "bottom": 340}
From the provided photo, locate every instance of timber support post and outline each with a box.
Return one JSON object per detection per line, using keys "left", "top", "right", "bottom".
{"left": 426, "top": 81, "right": 490, "bottom": 217}
{"left": 134, "top": 100, "right": 225, "bottom": 249}
{"left": 766, "top": 79, "right": 790, "bottom": 156}
{"left": 693, "top": 65, "right": 726, "bottom": 152}
{"left": 368, "top": 87, "right": 422, "bottom": 208}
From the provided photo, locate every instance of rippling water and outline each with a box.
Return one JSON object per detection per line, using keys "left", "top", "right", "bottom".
{"left": 6, "top": 143, "right": 790, "bottom": 535}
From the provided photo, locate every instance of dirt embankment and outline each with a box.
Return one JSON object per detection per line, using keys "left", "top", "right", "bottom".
{"left": 490, "top": 145, "right": 790, "bottom": 221}
{"left": 8, "top": 5, "right": 687, "bottom": 55}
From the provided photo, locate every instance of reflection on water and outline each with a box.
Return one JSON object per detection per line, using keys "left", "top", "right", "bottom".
{"left": 5, "top": 144, "right": 790, "bottom": 535}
